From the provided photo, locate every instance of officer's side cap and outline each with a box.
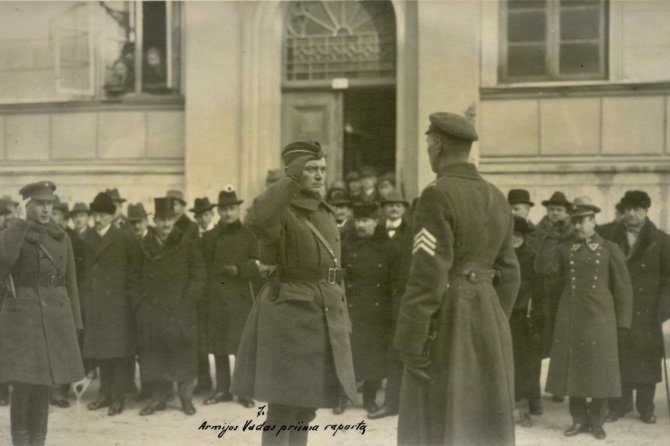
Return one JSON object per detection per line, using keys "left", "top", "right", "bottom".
{"left": 19, "top": 181, "right": 57, "bottom": 201}
{"left": 425, "top": 112, "right": 479, "bottom": 142}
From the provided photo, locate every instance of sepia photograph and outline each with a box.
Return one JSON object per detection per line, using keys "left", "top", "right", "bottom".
{"left": 0, "top": 0, "right": 669, "bottom": 445}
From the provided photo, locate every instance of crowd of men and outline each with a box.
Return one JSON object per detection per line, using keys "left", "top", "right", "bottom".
{"left": 1, "top": 120, "right": 669, "bottom": 445}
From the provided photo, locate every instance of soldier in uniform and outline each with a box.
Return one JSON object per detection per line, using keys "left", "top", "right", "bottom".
{"left": 82, "top": 192, "right": 142, "bottom": 416}
{"left": 202, "top": 187, "right": 259, "bottom": 408}
{"left": 137, "top": 197, "right": 206, "bottom": 416}
{"left": 534, "top": 191, "right": 574, "bottom": 374}
{"left": 394, "top": 112, "right": 520, "bottom": 446}
{"left": 336, "top": 202, "right": 398, "bottom": 416}
{"left": 105, "top": 188, "right": 129, "bottom": 230}
{"left": 509, "top": 216, "right": 543, "bottom": 426}
{"left": 232, "top": 140, "right": 356, "bottom": 446}
{"left": 603, "top": 191, "right": 670, "bottom": 424}
{"left": 545, "top": 197, "right": 633, "bottom": 440}
{"left": 0, "top": 181, "right": 84, "bottom": 446}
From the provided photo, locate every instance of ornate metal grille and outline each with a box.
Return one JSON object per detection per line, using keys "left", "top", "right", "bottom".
{"left": 284, "top": 1, "right": 396, "bottom": 82}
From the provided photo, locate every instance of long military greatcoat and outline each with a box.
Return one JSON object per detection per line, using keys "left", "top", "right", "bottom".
{"left": 605, "top": 219, "right": 670, "bottom": 383}
{"left": 137, "top": 227, "right": 206, "bottom": 382}
{"left": 342, "top": 232, "right": 398, "bottom": 380}
{"left": 0, "top": 219, "right": 84, "bottom": 385}
{"left": 81, "top": 225, "right": 142, "bottom": 359}
{"left": 232, "top": 177, "right": 357, "bottom": 408}
{"left": 546, "top": 233, "right": 633, "bottom": 398}
{"left": 202, "top": 220, "right": 260, "bottom": 355}
{"left": 394, "top": 162, "right": 520, "bottom": 446}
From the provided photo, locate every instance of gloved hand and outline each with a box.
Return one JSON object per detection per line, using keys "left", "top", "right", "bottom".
{"left": 400, "top": 352, "right": 432, "bottom": 383}
{"left": 285, "top": 155, "right": 318, "bottom": 182}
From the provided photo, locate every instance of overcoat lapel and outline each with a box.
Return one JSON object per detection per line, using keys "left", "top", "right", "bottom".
{"left": 92, "top": 226, "right": 116, "bottom": 260}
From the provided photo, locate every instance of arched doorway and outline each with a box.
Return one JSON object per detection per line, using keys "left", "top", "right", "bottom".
{"left": 281, "top": 0, "right": 397, "bottom": 184}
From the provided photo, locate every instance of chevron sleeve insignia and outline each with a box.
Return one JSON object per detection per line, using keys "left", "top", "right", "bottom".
{"left": 413, "top": 228, "right": 437, "bottom": 256}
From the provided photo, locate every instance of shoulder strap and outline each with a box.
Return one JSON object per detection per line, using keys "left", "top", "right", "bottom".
{"left": 36, "top": 241, "right": 62, "bottom": 277}
{"left": 298, "top": 216, "right": 339, "bottom": 267}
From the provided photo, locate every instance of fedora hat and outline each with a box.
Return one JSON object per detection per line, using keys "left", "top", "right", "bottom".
{"left": 541, "top": 191, "right": 571, "bottom": 208}
{"left": 328, "top": 190, "right": 353, "bottom": 207}
{"left": 353, "top": 202, "right": 379, "bottom": 219}
{"left": 189, "top": 197, "right": 215, "bottom": 215}
{"left": 71, "top": 202, "right": 89, "bottom": 215}
{"left": 90, "top": 192, "right": 116, "bottom": 215}
{"left": 380, "top": 190, "right": 409, "bottom": 207}
{"left": 165, "top": 190, "right": 187, "bottom": 205}
{"left": 568, "top": 196, "right": 601, "bottom": 218}
{"left": 217, "top": 186, "right": 244, "bottom": 207}
{"left": 508, "top": 189, "right": 534, "bottom": 207}
{"left": 620, "top": 190, "right": 651, "bottom": 210}
{"left": 104, "top": 188, "right": 126, "bottom": 203}
{"left": 127, "top": 203, "right": 148, "bottom": 221}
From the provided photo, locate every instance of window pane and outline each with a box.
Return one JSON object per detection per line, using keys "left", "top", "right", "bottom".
{"left": 559, "top": 42, "right": 600, "bottom": 74}
{"left": 508, "top": 0, "right": 547, "bottom": 9}
{"left": 560, "top": 8, "right": 599, "bottom": 40}
{"left": 508, "top": 11, "right": 546, "bottom": 42}
{"left": 508, "top": 45, "right": 547, "bottom": 77}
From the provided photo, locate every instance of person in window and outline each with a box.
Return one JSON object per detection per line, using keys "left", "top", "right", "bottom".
{"left": 143, "top": 46, "right": 169, "bottom": 94}
{"left": 104, "top": 42, "right": 135, "bottom": 96}
{"left": 0, "top": 181, "right": 84, "bottom": 446}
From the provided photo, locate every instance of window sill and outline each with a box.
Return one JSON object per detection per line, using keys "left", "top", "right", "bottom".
{"left": 480, "top": 81, "right": 670, "bottom": 100}
{"left": 0, "top": 94, "right": 185, "bottom": 115}
{"left": 479, "top": 156, "right": 670, "bottom": 174}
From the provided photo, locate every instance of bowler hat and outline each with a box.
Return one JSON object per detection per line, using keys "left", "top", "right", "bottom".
{"left": 508, "top": 189, "right": 534, "bottom": 207}
{"left": 620, "top": 190, "right": 651, "bottom": 210}
{"left": 328, "top": 190, "right": 353, "bottom": 207}
{"left": 426, "top": 112, "right": 479, "bottom": 142}
{"left": 104, "top": 188, "right": 126, "bottom": 203}
{"left": 568, "top": 196, "right": 601, "bottom": 219}
{"left": 281, "top": 140, "right": 323, "bottom": 166}
{"left": 378, "top": 171, "right": 396, "bottom": 186}
{"left": 19, "top": 181, "right": 57, "bottom": 201}
{"left": 165, "top": 190, "right": 187, "bottom": 205}
{"left": 189, "top": 197, "right": 215, "bottom": 215}
{"left": 353, "top": 202, "right": 379, "bottom": 219}
{"left": 154, "top": 197, "right": 176, "bottom": 220}
{"left": 217, "top": 186, "right": 244, "bottom": 207}
{"left": 329, "top": 179, "right": 347, "bottom": 193}
{"left": 90, "top": 192, "right": 116, "bottom": 215}
{"left": 127, "top": 203, "right": 148, "bottom": 221}
{"left": 53, "top": 196, "right": 69, "bottom": 215}
{"left": 71, "top": 202, "right": 89, "bottom": 215}
{"left": 380, "top": 190, "right": 409, "bottom": 207}
{"left": 513, "top": 216, "right": 534, "bottom": 235}
{"left": 541, "top": 191, "right": 571, "bottom": 208}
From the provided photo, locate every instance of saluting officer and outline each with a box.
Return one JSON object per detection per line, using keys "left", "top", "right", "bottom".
{"left": 394, "top": 112, "right": 520, "bottom": 446}
{"left": 232, "top": 140, "right": 356, "bottom": 446}
{"left": 0, "top": 181, "right": 84, "bottom": 446}
{"left": 202, "top": 187, "right": 260, "bottom": 408}
{"left": 545, "top": 197, "right": 633, "bottom": 440}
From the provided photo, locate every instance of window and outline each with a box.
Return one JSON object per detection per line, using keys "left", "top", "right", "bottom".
{"left": 284, "top": 1, "right": 396, "bottom": 83}
{"left": 500, "top": 0, "right": 608, "bottom": 83}
{"left": 0, "top": 1, "right": 181, "bottom": 104}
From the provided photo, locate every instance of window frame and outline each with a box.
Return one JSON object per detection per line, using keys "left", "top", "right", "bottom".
{"left": 499, "top": 0, "right": 609, "bottom": 84}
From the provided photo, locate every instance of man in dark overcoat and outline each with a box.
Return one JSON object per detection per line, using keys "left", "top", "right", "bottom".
{"left": 202, "top": 187, "right": 260, "bottom": 408}
{"left": 82, "top": 192, "right": 142, "bottom": 416}
{"left": 509, "top": 216, "right": 543, "bottom": 425}
{"left": 545, "top": 197, "right": 633, "bottom": 440}
{"left": 232, "top": 140, "right": 357, "bottom": 446}
{"left": 166, "top": 190, "right": 199, "bottom": 240}
{"left": 603, "top": 190, "right": 670, "bottom": 424}
{"left": 534, "top": 191, "right": 573, "bottom": 367}
{"left": 394, "top": 112, "right": 520, "bottom": 446}
{"left": 105, "top": 188, "right": 129, "bottom": 231}
{"left": 137, "top": 197, "right": 206, "bottom": 416}
{"left": 328, "top": 190, "right": 355, "bottom": 243}
{"left": 0, "top": 181, "right": 84, "bottom": 446}
{"left": 336, "top": 202, "right": 398, "bottom": 416}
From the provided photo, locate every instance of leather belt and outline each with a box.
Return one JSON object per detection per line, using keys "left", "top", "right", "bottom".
{"left": 281, "top": 268, "right": 345, "bottom": 285}
{"left": 450, "top": 264, "right": 497, "bottom": 284}
{"left": 17, "top": 275, "right": 65, "bottom": 288}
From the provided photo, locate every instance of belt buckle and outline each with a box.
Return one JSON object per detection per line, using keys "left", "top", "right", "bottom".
{"left": 328, "top": 268, "right": 337, "bottom": 285}
{"left": 49, "top": 275, "right": 58, "bottom": 287}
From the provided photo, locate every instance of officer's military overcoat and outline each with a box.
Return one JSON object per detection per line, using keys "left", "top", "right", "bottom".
{"left": 394, "top": 162, "right": 520, "bottom": 446}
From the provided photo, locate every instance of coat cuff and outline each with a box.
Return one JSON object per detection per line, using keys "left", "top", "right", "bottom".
{"left": 393, "top": 312, "right": 430, "bottom": 355}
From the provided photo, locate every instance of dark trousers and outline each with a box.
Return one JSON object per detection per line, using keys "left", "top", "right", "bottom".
{"left": 362, "top": 380, "right": 380, "bottom": 407}
{"left": 262, "top": 403, "right": 317, "bottom": 446}
{"left": 214, "top": 354, "right": 232, "bottom": 395}
{"left": 152, "top": 379, "right": 194, "bottom": 403}
{"left": 569, "top": 397, "right": 607, "bottom": 428}
{"left": 10, "top": 382, "right": 50, "bottom": 446}
{"left": 384, "top": 359, "right": 403, "bottom": 411}
{"left": 610, "top": 382, "right": 656, "bottom": 416}
{"left": 98, "top": 357, "right": 132, "bottom": 403}
{"left": 196, "top": 352, "right": 212, "bottom": 391}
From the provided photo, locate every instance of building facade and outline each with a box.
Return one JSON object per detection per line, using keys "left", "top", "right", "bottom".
{"left": 1, "top": 0, "right": 669, "bottom": 227}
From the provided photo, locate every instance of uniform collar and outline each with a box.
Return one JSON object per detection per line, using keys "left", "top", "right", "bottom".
{"left": 572, "top": 233, "right": 603, "bottom": 252}
{"left": 290, "top": 192, "right": 333, "bottom": 213}
{"left": 437, "top": 162, "right": 481, "bottom": 180}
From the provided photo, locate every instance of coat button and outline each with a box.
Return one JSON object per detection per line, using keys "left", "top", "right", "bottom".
{"left": 594, "top": 276, "right": 598, "bottom": 280}
{"left": 639, "top": 288, "right": 644, "bottom": 292}
{"left": 376, "top": 284, "right": 381, "bottom": 288}
{"left": 324, "top": 307, "right": 329, "bottom": 312}
{"left": 641, "top": 263, "right": 646, "bottom": 268}
{"left": 375, "top": 302, "right": 379, "bottom": 307}
{"left": 595, "top": 260, "right": 600, "bottom": 264}
{"left": 570, "top": 261, "right": 574, "bottom": 265}
{"left": 41, "top": 301, "right": 47, "bottom": 307}
{"left": 378, "top": 264, "right": 383, "bottom": 268}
